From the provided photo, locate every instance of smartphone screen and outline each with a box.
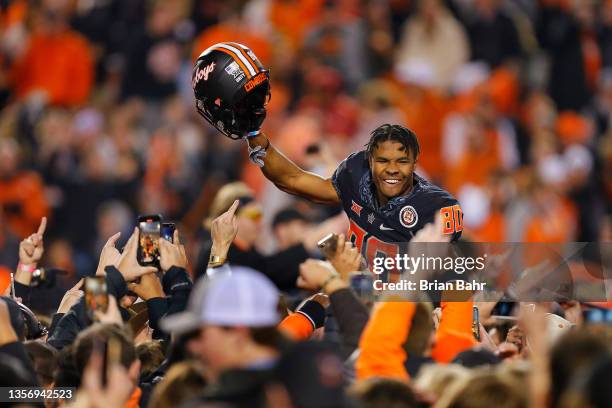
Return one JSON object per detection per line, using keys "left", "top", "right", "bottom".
{"left": 138, "top": 215, "right": 161, "bottom": 265}
{"left": 85, "top": 276, "right": 108, "bottom": 321}
{"left": 161, "top": 222, "right": 175, "bottom": 243}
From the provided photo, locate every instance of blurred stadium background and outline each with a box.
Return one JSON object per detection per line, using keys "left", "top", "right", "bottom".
{"left": 0, "top": 0, "right": 611, "bottom": 280}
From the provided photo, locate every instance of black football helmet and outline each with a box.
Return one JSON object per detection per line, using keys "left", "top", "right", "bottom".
{"left": 192, "top": 42, "right": 271, "bottom": 139}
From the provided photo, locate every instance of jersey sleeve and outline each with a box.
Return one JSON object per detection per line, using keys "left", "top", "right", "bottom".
{"left": 437, "top": 199, "right": 464, "bottom": 242}
{"left": 331, "top": 158, "right": 348, "bottom": 204}
{"left": 331, "top": 152, "right": 363, "bottom": 207}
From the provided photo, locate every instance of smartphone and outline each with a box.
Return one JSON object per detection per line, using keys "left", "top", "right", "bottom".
{"left": 161, "top": 222, "right": 176, "bottom": 243}
{"left": 472, "top": 306, "right": 481, "bottom": 341}
{"left": 138, "top": 214, "right": 162, "bottom": 266}
{"left": 84, "top": 276, "right": 108, "bottom": 321}
{"left": 317, "top": 233, "right": 339, "bottom": 260}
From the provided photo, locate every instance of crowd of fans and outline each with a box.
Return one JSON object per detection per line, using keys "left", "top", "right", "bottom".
{"left": 0, "top": 0, "right": 611, "bottom": 407}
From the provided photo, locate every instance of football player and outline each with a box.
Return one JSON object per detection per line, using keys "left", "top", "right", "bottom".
{"left": 192, "top": 42, "right": 463, "bottom": 265}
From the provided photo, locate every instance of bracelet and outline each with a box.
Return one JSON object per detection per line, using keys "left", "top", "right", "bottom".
{"left": 320, "top": 271, "right": 340, "bottom": 292}
{"left": 208, "top": 255, "right": 226, "bottom": 269}
{"left": 17, "top": 263, "right": 36, "bottom": 274}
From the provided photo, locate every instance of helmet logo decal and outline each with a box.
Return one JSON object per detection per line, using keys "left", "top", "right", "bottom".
{"left": 244, "top": 72, "right": 267, "bottom": 92}
{"left": 225, "top": 61, "right": 245, "bottom": 83}
{"left": 192, "top": 62, "right": 216, "bottom": 88}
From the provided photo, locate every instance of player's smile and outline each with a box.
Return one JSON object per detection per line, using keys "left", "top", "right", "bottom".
{"left": 369, "top": 140, "right": 416, "bottom": 206}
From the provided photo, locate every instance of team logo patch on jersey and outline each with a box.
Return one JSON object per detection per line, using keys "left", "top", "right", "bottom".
{"left": 399, "top": 206, "right": 418, "bottom": 228}
{"left": 351, "top": 200, "right": 362, "bottom": 216}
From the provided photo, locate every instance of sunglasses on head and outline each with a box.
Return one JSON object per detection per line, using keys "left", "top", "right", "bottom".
{"left": 238, "top": 206, "right": 263, "bottom": 221}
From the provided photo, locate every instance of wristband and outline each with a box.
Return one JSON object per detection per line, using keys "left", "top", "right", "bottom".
{"left": 320, "top": 271, "right": 340, "bottom": 293}
{"left": 17, "top": 263, "right": 36, "bottom": 274}
{"left": 296, "top": 300, "right": 326, "bottom": 329}
{"left": 245, "top": 130, "right": 261, "bottom": 138}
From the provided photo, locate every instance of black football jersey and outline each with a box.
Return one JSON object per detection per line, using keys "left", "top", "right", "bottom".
{"left": 331, "top": 151, "right": 463, "bottom": 265}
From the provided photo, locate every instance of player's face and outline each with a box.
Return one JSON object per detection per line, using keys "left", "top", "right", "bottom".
{"left": 369, "top": 141, "right": 416, "bottom": 202}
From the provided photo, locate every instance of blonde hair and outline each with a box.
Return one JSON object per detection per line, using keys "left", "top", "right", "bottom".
{"left": 204, "top": 182, "right": 254, "bottom": 229}
{"left": 414, "top": 363, "right": 469, "bottom": 400}
{"left": 149, "top": 361, "right": 207, "bottom": 408}
{"left": 433, "top": 369, "right": 527, "bottom": 408}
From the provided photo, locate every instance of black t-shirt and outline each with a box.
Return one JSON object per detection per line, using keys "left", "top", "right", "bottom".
{"left": 331, "top": 151, "right": 463, "bottom": 264}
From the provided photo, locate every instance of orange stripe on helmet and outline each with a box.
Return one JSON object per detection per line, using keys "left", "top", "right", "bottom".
{"left": 227, "top": 42, "right": 260, "bottom": 70}
{"left": 210, "top": 47, "right": 253, "bottom": 79}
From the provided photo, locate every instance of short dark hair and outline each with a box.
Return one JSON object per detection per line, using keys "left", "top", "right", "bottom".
{"left": 365, "top": 124, "right": 420, "bottom": 160}
{"left": 136, "top": 340, "right": 165, "bottom": 379}
{"left": 74, "top": 323, "right": 136, "bottom": 377}
{"left": 271, "top": 208, "right": 308, "bottom": 229}
{"left": 24, "top": 340, "right": 58, "bottom": 387}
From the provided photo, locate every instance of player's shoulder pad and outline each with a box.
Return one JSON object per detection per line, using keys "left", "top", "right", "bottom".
{"left": 331, "top": 151, "right": 369, "bottom": 204}
{"left": 334, "top": 151, "right": 367, "bottom": 175}
{"left": 415, "top": 174, "right": 460, "bottom": 209}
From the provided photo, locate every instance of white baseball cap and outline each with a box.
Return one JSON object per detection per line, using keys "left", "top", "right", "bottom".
{"left": 160, "top": 266, "right": 280, "bottom": 334}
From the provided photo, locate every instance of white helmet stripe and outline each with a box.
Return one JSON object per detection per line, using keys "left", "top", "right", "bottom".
{"left": 211, "top": 43, "right": 257, "bottom": 76}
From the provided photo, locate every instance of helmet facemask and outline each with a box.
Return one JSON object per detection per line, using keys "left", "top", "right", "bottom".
{"left": 195, "top": 74, "right": 271, "bottom": 140}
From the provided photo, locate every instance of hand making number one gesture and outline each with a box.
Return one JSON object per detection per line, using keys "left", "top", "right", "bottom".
{"left": 19, "top": 217, "right": 47, "bottom": 266}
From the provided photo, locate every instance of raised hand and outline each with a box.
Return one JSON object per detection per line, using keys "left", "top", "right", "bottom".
{"left": 328, "top": 233, "right": 363, "bottom": 280}
{"left": 94, "top": 295, "right": 123, "bottom": 325}
{"left": 209, "top": 200, "right": 239, "bottom": 263}
{"left": 57, "top": 279, "right": 84, "bottom": 314}
{"left": 116, "top": 228, "right": 158, "bottom": 282}
{"left": 19, "top": 217, "right": 47, "bottom": 265}
{"left": 411, "top": 213, "right": 451, "bottom": 243}
{"left": 128, "top": 273, "right": 163, "bottom": 300}
{"left": 77, "top": 346, "right": 134, "bottom": 408}
{"left": 159, "top": 229, "right": 188, "bottom": 272}
{"left": 95, "top": 232, "right": 122, "bottom": 276}
{"left": 297, "top": 259, "right": 345, "bottom": 294}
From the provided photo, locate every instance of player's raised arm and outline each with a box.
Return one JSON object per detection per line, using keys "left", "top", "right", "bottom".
{"left": 191, "top": 42, "right": 339, "bottom": 205}
{"left": 246, "top": 133, "right": 340, "bottom": 205}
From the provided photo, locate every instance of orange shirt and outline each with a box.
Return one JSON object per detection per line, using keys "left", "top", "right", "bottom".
{"left": 445, "top": 129, "right": 501, "bottom": 195}
{"left": 278, "top": 313, "right": 315, "bottom": 340}
{"left": 192, "top": 24, "right": 271, "bottom": 64}
{"left": 0, "top": 171, "right": 49, "bottom": 239}
{"left": 356, "top": 299, "right": 477, "bottom": 380}
{"left": 356, "top": 302, "right": 414, "bottom": 381}
{"left": 399, "top": 87, "right": 450, "bottom": 181}
{"left": 11, "top": 29, "right": 93, "bottom": 106}
{"left": 269, "top": 0, "right": 324, "bottom": 49}
{"left": 470, "top": 211, "right": 506, "bottom": 242}
{"left": 524, "top": 199, "right": 577, "bottom": 243}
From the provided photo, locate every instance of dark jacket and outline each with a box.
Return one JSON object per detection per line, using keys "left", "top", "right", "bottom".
{"left": 196, "top": 241, "right": 309, "bottom": 290}
{"left": 145, "top": 266, "right": 193, "bottom": 341}
{"left": 193, "top": 368, "right": 275, "bottom": 408}
{"left": 0, "top": 342, "right": 39, "bottom": 386}
{"left": 328, "top": 288, "right": 370, "bottom": 360}
{"left": 48, "top": 265, "right": 192, "bottom": 349}
{"left": 47, "top": 265, "right": 127, "bottom": 349}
